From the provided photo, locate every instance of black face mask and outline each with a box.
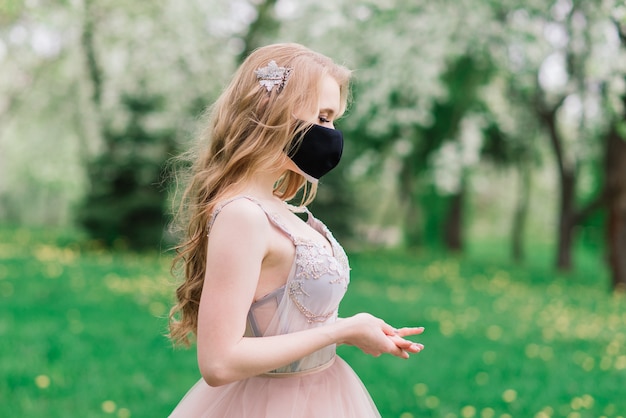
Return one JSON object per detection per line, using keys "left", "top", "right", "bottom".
{"left": 288, "top": 123, "right": 344, "bottom": 182}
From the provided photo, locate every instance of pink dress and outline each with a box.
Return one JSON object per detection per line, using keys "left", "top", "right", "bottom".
{"left": 169, "top": 196, "right": 381, "bottom": 418}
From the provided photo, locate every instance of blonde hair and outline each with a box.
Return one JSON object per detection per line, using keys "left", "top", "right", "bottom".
{"left": 168, "top": 43, "right": 352, "bottom": 346}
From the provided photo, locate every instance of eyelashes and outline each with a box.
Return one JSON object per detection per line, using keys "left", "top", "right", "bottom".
{"left": 318, "top": 116, "right": 330, "bottom": 123}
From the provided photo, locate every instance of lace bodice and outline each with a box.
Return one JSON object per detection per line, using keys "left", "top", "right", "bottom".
{"left": 209, "top": 196, "right": 350, "bottom": 374}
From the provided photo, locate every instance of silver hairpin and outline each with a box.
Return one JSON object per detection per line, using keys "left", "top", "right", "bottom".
{"left": 255, "top": 60, "right": 292, "bottom": 93}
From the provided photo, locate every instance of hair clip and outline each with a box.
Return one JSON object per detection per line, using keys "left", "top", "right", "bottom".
{"left": 255, "top": 60, "right": 292, "bottom": 93}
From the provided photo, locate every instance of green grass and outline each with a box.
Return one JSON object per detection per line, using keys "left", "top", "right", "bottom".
{"left": 1, "top": 226, "right": 625, "bottom": 418}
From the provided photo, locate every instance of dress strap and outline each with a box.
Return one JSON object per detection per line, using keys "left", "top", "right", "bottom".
{"left": 285, "top": 202, "right": 310, "bottom": 215}
{"left": 208, "top": 195, "right": 297, "bottom": 242}
{"left": 285, "top": 202, "right": 316, "bottom": 227}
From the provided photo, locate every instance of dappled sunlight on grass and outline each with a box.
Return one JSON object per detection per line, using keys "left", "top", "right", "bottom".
{"left": 344, "top": 251, "right": 626, "bottom": 417}
{"left": 0, "top": 226, "right": 184, "bottom": 417}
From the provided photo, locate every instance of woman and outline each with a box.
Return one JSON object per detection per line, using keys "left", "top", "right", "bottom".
{"left": 168, "top": 43, "right": 424, "bottom": 417}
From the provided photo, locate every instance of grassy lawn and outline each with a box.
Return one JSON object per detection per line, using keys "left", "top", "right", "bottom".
{"left": 1, "top": 225, "right": 625, "bottom": 417}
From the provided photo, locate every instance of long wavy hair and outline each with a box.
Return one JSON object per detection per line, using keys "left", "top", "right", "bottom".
{"left": 168, "top": 43, "right": 352, "bottom": 346}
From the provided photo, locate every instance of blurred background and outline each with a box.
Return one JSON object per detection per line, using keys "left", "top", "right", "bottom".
{"left": 2, "top": 0, "right": 626, "bottom": 417}
{"left": 3, "top": 0, "right": 626, "bottom": 282}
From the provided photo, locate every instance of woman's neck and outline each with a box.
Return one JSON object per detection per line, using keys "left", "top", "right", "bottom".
{"left": 238, "top": 168, "right": 286, "bottom": 202}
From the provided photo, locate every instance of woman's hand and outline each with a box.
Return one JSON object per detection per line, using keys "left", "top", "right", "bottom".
{"left": 337, "top": 313, "right": 424, "bottom": 359}
{"left": 387, "top": 327, "right": 425, "bottom": 358}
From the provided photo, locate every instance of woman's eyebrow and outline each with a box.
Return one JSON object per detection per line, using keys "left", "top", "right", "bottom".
{"left": 319, "top": 107, "right": 336, "bottom": 116}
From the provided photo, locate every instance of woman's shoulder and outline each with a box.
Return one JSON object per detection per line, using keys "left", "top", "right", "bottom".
{"left": 209, "top": 195, "right": 270, "bottom": 233}
{"left": 206, "top": 196, "right": 272, "bottom": 258}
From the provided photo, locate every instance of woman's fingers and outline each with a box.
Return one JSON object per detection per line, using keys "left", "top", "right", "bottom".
{"left": 388, "top": 335, "right": 424, "bottom": 353}
{"left": 385, "top": 325, "right": 425, "bottom": 356}
{"left": 386, "top": 339, "right": 410, "bottom": 359}
{"left": 394, "top": 326, "right": 425, "bottom": 337}
{"left": 380, "top": 322, "right": 425, "bottom": 357}
{"left": 381, "top": 322, "right": 398, "bottom": 336}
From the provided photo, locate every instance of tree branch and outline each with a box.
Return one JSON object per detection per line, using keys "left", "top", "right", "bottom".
{"left": 534, "top": 91, "right": 569, "bottom": 180}
{"left": 81, "top": 0, "right": 102, "bottom": 107}
{"left": 612, "top": 17, "right": 626, "bottom": 45}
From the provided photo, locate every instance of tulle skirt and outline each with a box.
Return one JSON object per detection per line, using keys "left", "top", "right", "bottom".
{"left": 169, "top": 357, "right": 381, "bottom": 418}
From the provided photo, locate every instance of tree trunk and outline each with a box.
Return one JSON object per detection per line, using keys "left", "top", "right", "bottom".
{"left": 77, "top": 0, "right": 104, "bottom": 159}
{"left": 511, "top": 160, "right": 531, "bottom": 263}
{"left": 607, "top": 21, "right": 626, "bottom": 291}
{"left": 399, "top": 157, "right": 421, "bottom": 247}
{"left": 443, "top": 183, "right": 464, "bottom": 252}
{"left": 536, "top": 94, "right": 576, "bottom": 271}
{"left": 605, "top": 128, "right": 626, "bottom": 291}
{"left": 556, "top": 171, "right": 576, "bottom": 270}
{"left": 81, "top": 0, "right": 102, "bottom": 108}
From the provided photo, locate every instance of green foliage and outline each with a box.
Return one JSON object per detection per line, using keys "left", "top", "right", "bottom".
{"left": 422, "top": 55, "right": 492, "bottom": 151}
{"left": 2, "top": 226, "right": 625, "bottom": 417}
{"left": 77, "top": 94, "right": 175, "bottom": 250}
